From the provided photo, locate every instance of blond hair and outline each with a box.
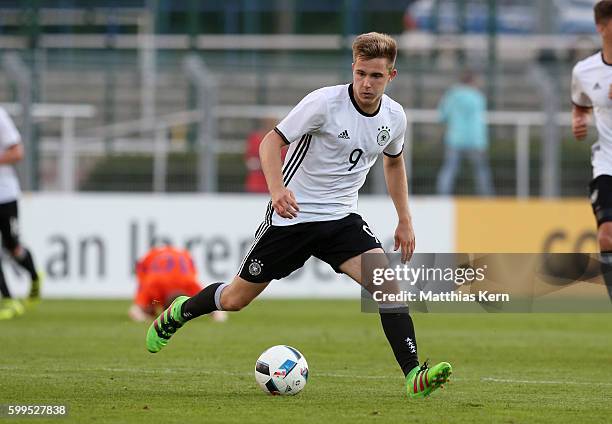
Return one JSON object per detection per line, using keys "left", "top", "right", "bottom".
{"left": 352, "top": 32, "right": 397, "bottom": 69}
{"left": 595, "top": 0, "right": 612, "bottom": 24}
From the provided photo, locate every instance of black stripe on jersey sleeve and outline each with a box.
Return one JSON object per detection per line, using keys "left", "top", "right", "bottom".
{"left": 282, "top": 134, "right": 307, "bottom": 175}
{"left": 571, "top": 100, "right": 593, "bottom": 109}
{"left": 284, "top": 135, "right": 311, "bottom": 185}
{"left": 384, "top": 144, "right": 404, "bottom": 158}
{"left": 274, "top": 127, "right": 291, "bottom": 145}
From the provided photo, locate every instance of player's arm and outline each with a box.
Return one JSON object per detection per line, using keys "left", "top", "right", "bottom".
{"left": 383, "top": 153, "right": 415, "bottom": 263}
{"left": 259, "top": 129, "right": 299, "bottom": 219}
{"left": 0, "top": 144, "right": 23, "bottom": 165}
{"left": 572, "top": 104, "right": 591, "bottom": 140}
{"left": 570, "top": 67, "right": 592, "bottom": 141}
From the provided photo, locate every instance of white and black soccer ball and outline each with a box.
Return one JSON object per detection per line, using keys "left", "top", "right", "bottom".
{"left": 255, "top": 345, "right": 309, "bottom": 396}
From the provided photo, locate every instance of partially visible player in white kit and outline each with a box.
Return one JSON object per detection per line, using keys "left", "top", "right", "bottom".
{"left": 572, "top": 0, "right": 612, "bottom": 302}
{"left": 146, "top": 32, "right": 452, "bottom": 398}
{"left": 0, "top": 107, "right": 42, "bottom": 320}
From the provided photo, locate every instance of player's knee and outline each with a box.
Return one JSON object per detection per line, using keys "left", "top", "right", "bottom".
{"left": 598, "top": 224, "right": 612, "bottom": 250}
{"left": 220, "top": 294, "right": 251, "bottom": 311}
{"left": 9, "top": 246, "right": 21, "bottom": 258}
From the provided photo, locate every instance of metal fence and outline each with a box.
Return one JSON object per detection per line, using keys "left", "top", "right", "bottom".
{"left": 0, "top": 33, "right": 597, "bottom": 197}
{"left": 6, "top": 102, "right": 590, "bottom": 198}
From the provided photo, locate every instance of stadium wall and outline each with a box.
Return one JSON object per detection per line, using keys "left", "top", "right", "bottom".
{"left": 455, "top": 198, "right": 596, "bottom": 254}
{"left": 11, "top": 194, "right": 454, "bottom": 299}
{"left": 7, "top": 195, "right": 595, "bottom": 299}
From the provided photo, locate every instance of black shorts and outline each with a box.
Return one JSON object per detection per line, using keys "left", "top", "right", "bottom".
{"left": 238, "top": 213, "right": 383, "bottom": 283}
{"left": 0, "top": 200, "right": 19, "bottom": 250}
{"left": 589, "top": 175, "right": 612, "bottom": 226}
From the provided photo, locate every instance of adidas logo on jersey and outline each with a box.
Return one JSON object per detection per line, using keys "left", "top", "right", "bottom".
{"left": 594, "top": 82, "right": 601, "bottom": 90}
{"left": 337, "top": 130, "right": 350, "bottom": 139}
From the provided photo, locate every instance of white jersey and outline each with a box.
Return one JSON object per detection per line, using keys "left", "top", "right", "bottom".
{"left": 0, "top": 108, "right": 21, "bottom": 203}
{"left": 571, "top": 52, "right": 612, "bottom": 178}
{"left": 271, "top": 83, "right": 406, "bottom": 226}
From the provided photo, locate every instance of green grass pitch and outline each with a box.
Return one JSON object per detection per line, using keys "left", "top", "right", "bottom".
{"left": 1, "top": 300, "right": 611, "bottom": 423}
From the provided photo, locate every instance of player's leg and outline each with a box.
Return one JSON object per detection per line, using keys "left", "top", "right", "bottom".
{"left": 1, "top": 201, "right": 41, "bottom": 301}
{"left": 0, "top": 205, "right": 25, "bottom": 319}
{"left": 183, "top": 276, "right": 269, "bottom": 316}
{"left": 0, "top": 206, "right": 12, "bottom": 301}
{"left": 315, "top": 214, "right": 451, "bottom": 397}
{"left": 313, "top": 216, "right": 422, "bottom": 376}
{"left": 0, "top": 261, "right": 22, "bottom": 320}
{"left": 589, "top": 175, "right": 612, "bottom": 301}
{"left": 180, "top": 220, "right": 311, "bottom": 318}
{"left": 11, "top": 245, "right": 39, "bottom": 284}
{"left": 339, "top": 250, "right": 452, "bottom": 398}
{"left": 338, "top": 248, "right": 420, "bottom": 375}
{"left": 178, "top": 278, "right": 228, "bottom": 322}
{"left": 146, "top": 223, "right": 312, "bottom": 353}
{"left": 314, "top": 215, "right": 422, "bottom": 376}
{"left": 146, "top": 275, "right": 268, "bottom": 353}
{"left": 0, "top": 258, "right": 10, "bottom": 299}
{"left": 597, "top": 222, "right": 612, "bottom": 301}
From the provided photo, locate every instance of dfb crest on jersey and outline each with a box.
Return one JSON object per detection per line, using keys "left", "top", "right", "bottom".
{"left": 377, "top": 126, "right": 390, "bottom": 146}
{"left": 249, "top": 259, "right": 263, "bottom": 276}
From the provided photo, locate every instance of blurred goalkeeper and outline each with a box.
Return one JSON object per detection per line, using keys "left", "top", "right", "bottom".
{"left": 129, "top": 246, "right": 226, "bottom": 322}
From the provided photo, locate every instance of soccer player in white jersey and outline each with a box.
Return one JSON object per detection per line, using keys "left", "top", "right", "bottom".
{"left": 146, "top": 32, "right": 452, "bottom": 398}
{"left": 0, "top": 107, "right": 42, "bottom": 320}
{"left": 572, "top": 0, "right": 612, "bottom": 302}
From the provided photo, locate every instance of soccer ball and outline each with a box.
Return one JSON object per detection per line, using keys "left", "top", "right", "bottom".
{"left": 255, "top": 345, "right": 309, "bottom": 395}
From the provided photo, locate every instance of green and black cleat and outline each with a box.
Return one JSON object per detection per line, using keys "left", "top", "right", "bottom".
{"left": 406, "top": 360, "right": 452, "bottom": 398}
{"left": 146, "top": 296, "right": 189, "bottom": 353}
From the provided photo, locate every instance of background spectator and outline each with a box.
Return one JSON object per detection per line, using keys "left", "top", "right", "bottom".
{"left": 436, "top": 71, "right": 494, "bottom": 196}
{"left": 245, "top": 117, "right": 283, "bottom": 193}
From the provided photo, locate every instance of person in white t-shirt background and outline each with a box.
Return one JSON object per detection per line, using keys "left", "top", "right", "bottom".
{"left": 571, "top": 0, "right": 612, "bottom": 302}
{"left": 145, "top": 32, "right": 452, "bottom": 399}
{"left": 0, "top": 107, "right": 42, "bottom": 320}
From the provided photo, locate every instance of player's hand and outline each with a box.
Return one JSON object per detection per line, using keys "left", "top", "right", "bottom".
{"left": 572, "top": 115, "right": 588, "bottom": 140}
{"left": 394, "top": 218, "right": 415, "bottom": 264}
{"left": 128, "top": 304, "right": 149, "bottom": 322}
{"left": 271, "top": 187, "right": 300, "bottom": 219}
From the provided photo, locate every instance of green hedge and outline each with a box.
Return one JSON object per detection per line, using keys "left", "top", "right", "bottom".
{"left": 80, "top": 138, "right": 593, "bottom": 197}
{"left": 80, "top": 152, "right": 246, "bottom": 192}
